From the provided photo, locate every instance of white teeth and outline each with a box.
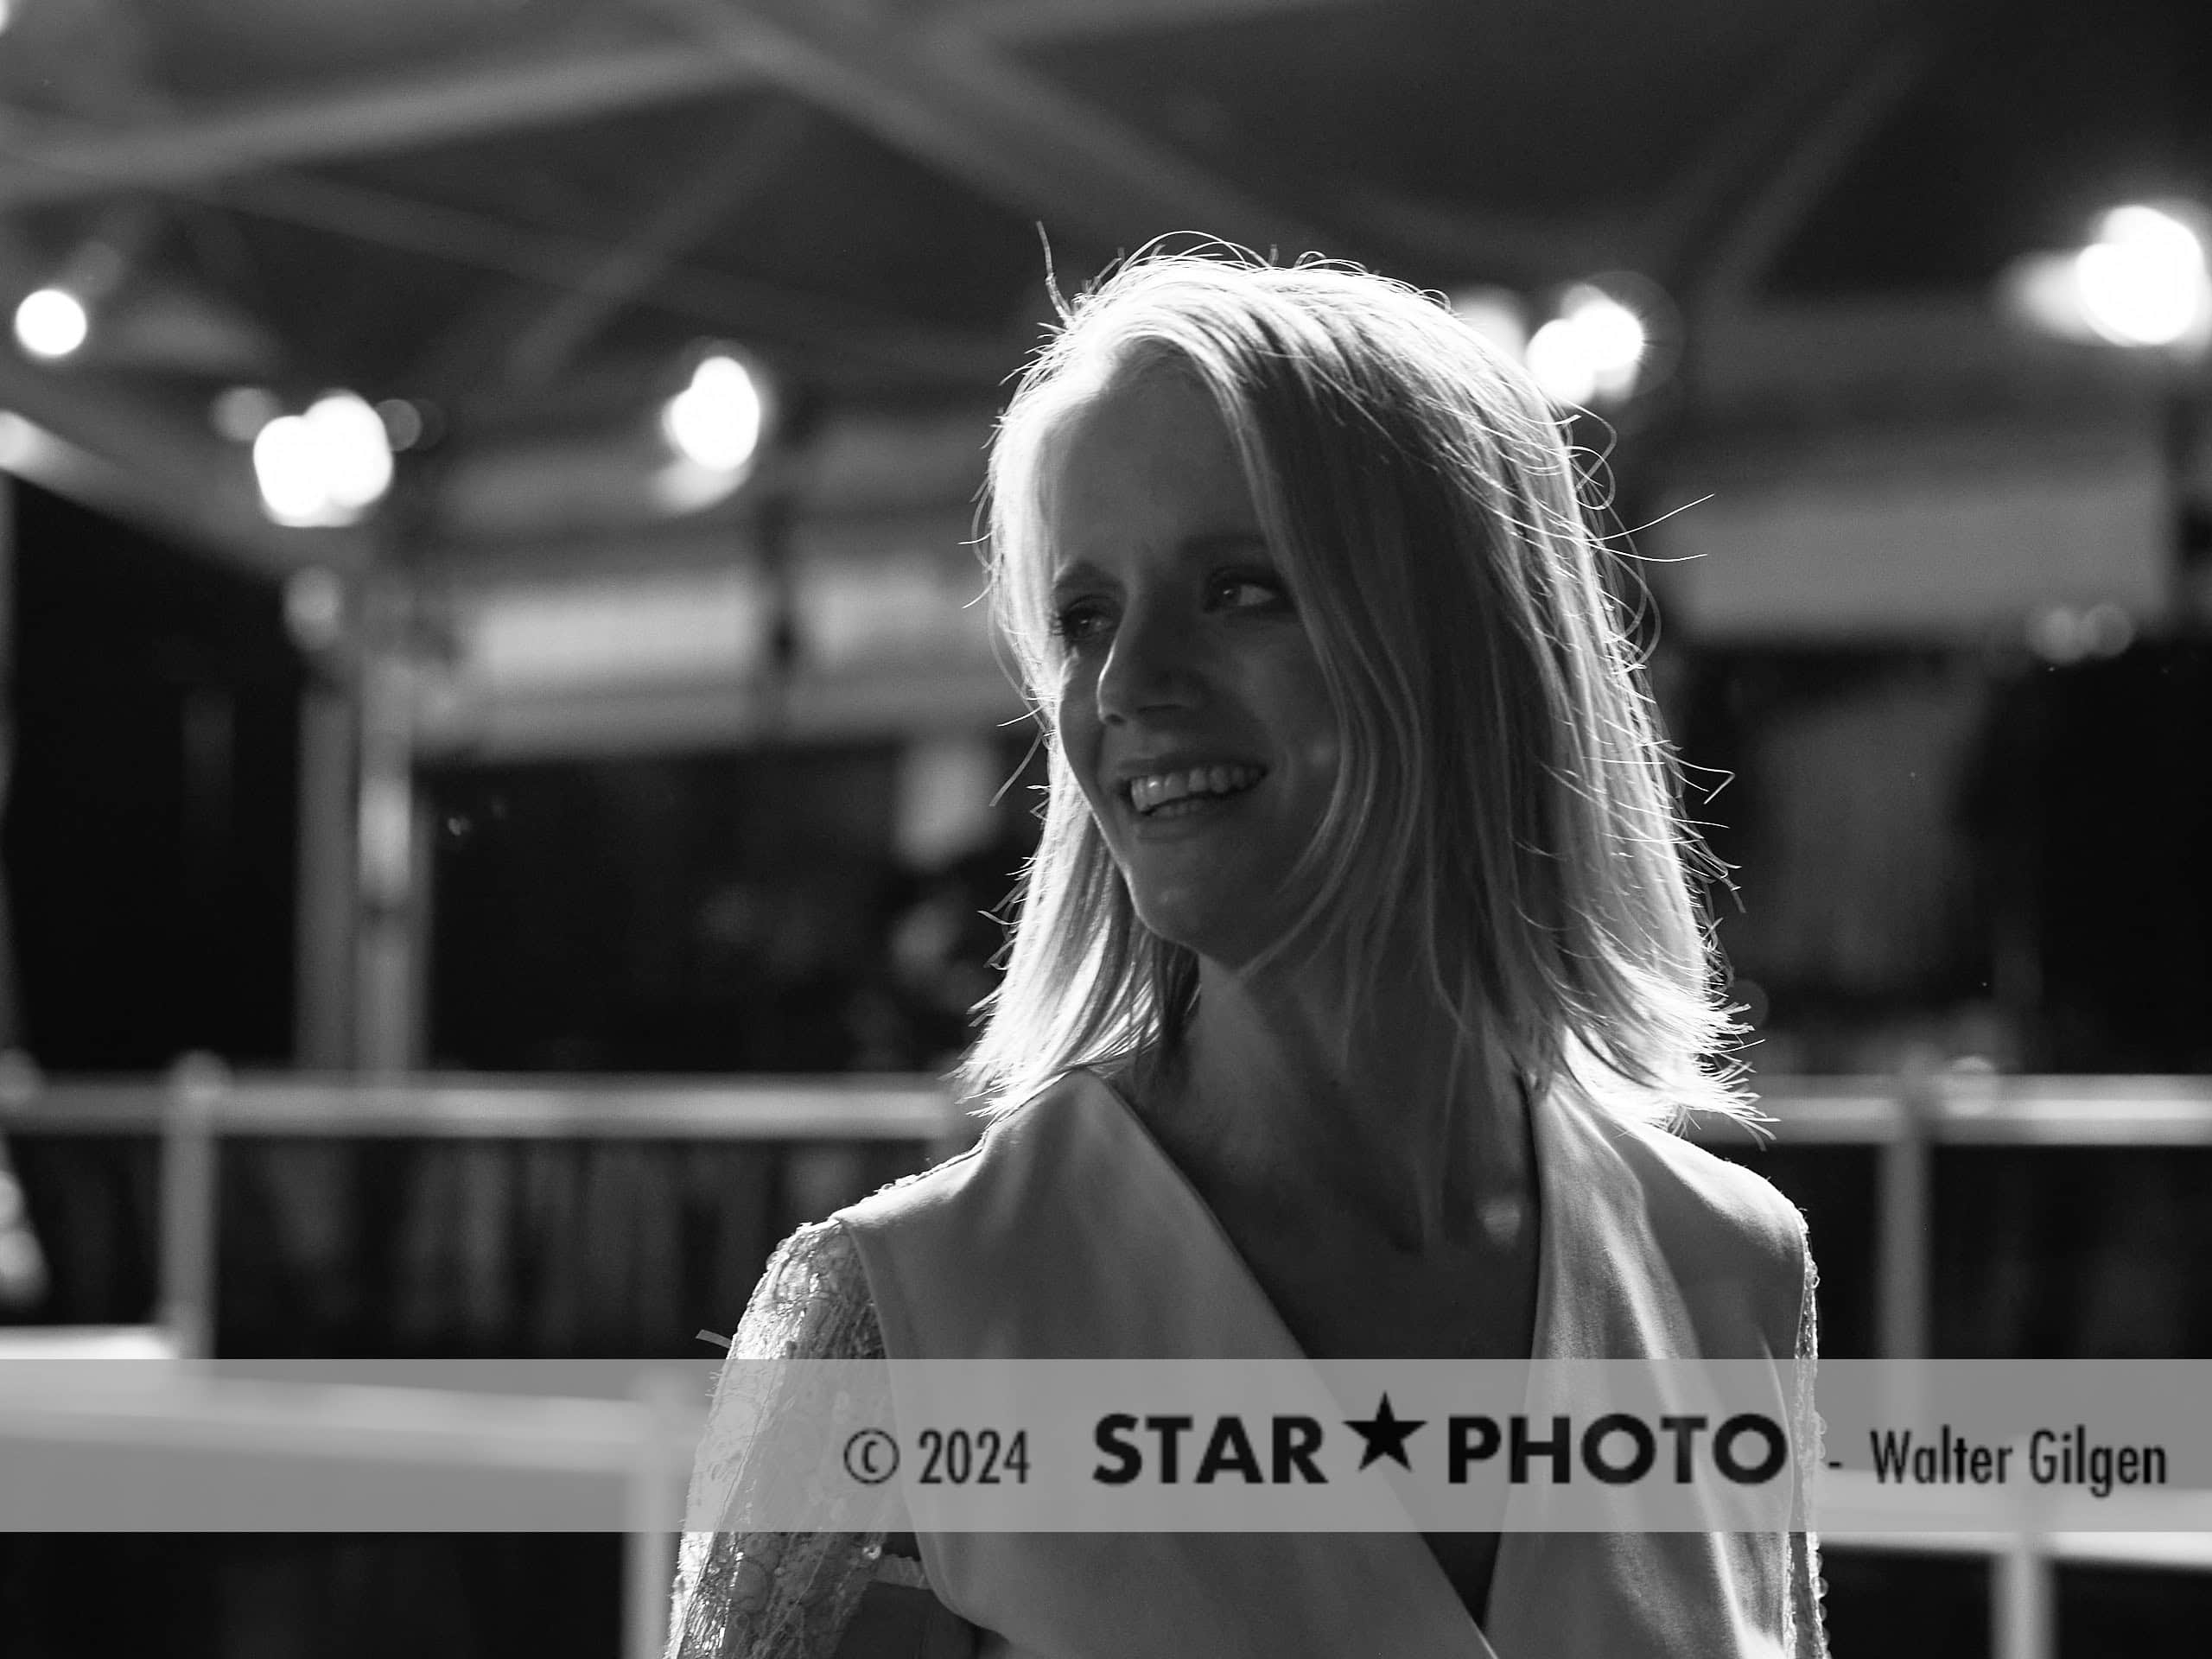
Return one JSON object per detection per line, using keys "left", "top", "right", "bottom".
{"left": 1127, "top": 764, "right": 1264, "bottom": 814}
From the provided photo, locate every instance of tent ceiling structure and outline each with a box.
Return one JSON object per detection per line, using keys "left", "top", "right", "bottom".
{"left": 0, "top": 0, "right": 2204, "bottom": 575}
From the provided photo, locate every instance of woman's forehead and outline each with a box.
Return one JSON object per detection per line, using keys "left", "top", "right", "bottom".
{"left": 1037, "top": 383, "right": 1261, "bottom": 560}
{"left": 1047, "top": 357, "right": 1217, "bottom": 445}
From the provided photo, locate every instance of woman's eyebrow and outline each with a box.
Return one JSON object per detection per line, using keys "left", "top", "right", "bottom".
{"left": 1052, "top": 533, "right": 1270, "bottom": 591}
{"left": 1048, "top": 559, "right": 1112, "bottom": 594}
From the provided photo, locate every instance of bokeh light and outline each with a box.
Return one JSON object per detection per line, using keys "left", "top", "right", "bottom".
{"left": 1524, "top": 284, "right": 1649, "bottom": 408}
{"left": 211, "top": 385, "right": 284, "bottom": 442}
{"left": 1525, "top": 316, "right": 1599, "bottom": 407}
{"left": 2074, "top": 204, "right": 2209, "bottom": 347}
{"left": 283, "top": 567, "right": 348, "bottom": 653}
{"left": 663, "top": 353, "right": 766, "bottom": 473}
{"left": 14, "top": 288, "right": 89, "bottom": 359}
{"left": 376, "top": 397, "right": 427, "bottom": 452}
{"left": 251, "top": 391, "right": 394, "bottom": 526}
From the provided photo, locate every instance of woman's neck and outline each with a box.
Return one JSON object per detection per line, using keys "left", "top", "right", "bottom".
{"left": 1135, "top": 952, "right": 1532, "bottom": 1255}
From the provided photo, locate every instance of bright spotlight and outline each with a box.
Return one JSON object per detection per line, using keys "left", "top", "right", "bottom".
{"left": 253, "top": 416, "right": 327, "bottom": 525}
{"left": 1563, "top": 285, "right": 1647, "bottom": 381}
{"left": 2074, "top": 203, "right": 2209, "bottom": 346}
{"left": 305, "top": 392, "right": 394, "bottom": 511}
{"left": 663, "top": 353, "right": 765, "bottom": 473}
{"left": 1525, "top": 316, "right": 1599, "bottom": 407}
{"left": 1524, "top": 283, "right": 1649, "bottom": 408}
{"left": 14, "top": 288, "right": 89, "bottom": 359}
{"left": 251, "top": 391, "right": 394, "bottom": 526}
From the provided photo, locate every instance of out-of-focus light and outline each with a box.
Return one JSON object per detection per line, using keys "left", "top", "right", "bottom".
{"left": 650, "top": 455, "right": 752, "bottom": 516}
{"left": 253, "top": 417, "right": 325, "bottom": 524}
{"left": 376, "top": 397, "right": 426, "bottom": 452}
{"left": 0, "top": 3, "right": 16, "bottom": 39}
{"left": 251, "top": 390, "right": 393, "bottom": 526}
{"left": 662, "top": 353, "right": 765, "bottom": 472}
{"left": 2074, "top": 204, "right": 2209, "bottom": 347}
{"left": 2027, "top": 602, "right": 2135, "bottom": 664}
{"left": 2082, "top": 601, "right": 2135, "bottom": 657}
{"left": 1999, "top": 251, "right": 2098, "bottom": 340}
{"left": 1525, "top": 316, "right": 1599, "bottom": 407}
{"left": 1565, "top": 284, "right": 1647, "bottom": 378}
{"left": 308, "top": 392, "right": 393, "bottom": 510}
{"left": 283, "top": 567, "right": 347, "bottom": 653}
{"left": 211, "top": 385, "right": 283, "bottom": 442}
{"left": 1446, "top": 286, "right": 1529, "bottom": 362}
{"left": 1524, "top": 283, "right": 1649, "bottom": 408}
{"left": 14, "top": 287, "right": 88, "bottom": 359}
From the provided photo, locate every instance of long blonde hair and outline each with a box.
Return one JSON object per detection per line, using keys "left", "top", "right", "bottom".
{"left": 953, "top": 251, "right": 1747, "bottom": 1128}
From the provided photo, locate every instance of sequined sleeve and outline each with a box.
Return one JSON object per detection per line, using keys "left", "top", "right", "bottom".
{"left": 666, "top": 1219, "right": 907, "bottom": 1659}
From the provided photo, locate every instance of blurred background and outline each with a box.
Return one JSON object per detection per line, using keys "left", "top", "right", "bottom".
{"left": 0, "top": 0, "right": 2207, "bottom": 1653}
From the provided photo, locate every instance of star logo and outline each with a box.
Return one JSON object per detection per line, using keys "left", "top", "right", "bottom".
{"left": 1344, "top": 1393, "right": 1427, "bottom": 1471}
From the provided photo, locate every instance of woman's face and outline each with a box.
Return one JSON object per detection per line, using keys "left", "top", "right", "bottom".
{"left": 1043, "top": 367, "right": 1340, "bottom": 969}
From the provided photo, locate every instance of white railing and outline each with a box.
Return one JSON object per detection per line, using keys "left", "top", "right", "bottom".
{"left": 3, "top": 1065, "right": 2209, "bottom": 1659}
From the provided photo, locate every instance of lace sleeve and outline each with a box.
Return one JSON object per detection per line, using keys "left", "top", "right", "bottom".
{"left": 665, "top": 1219, "right": 894, "bottom": 1659}
{"left": 1787, "top": 1222, "right": 1829, "bottom": 1659}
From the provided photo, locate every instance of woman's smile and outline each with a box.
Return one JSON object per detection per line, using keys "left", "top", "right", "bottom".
{"left": 1120, "top": 764, "right": 1269, "bottom": 832}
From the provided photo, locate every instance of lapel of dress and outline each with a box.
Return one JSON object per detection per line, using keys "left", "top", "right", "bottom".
{"left": 1483, "top": 1081, "right": 1758, "bottom": 1659}
{"left": 912, "top": 1071, "right": 1499, "bottom": 1659}
{"left": 1515, "top": 1076, "right": 1703, "bottom": 1361}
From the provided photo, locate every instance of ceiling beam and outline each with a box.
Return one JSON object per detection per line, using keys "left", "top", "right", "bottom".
{"left": 0, "top": 0, "right": 1351, "bottom": 213}
{"left": 643, "top": 0, "right": 1337, "bottom": 257}
{"left": 1329, "top": 190, "right": 1625, "bottom": 289}
{"left": 492, "top": 98, "right": 816, "bottom": 396}
{"left": 209, "top": 169, "right": 1008, "bottom": 384}
{"left": 0, "top": 42, "right": 754, "bottom": 212}
{"left": 950, "top": 0, "right": 1348, "bottom": 44}
{"left": 1677, "top": 33, "right": 1934, "bottom": 316}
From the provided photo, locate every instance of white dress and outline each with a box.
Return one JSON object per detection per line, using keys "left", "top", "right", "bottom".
{"left": 668, "top": 1069, "right": 1827, "bottom": 1657}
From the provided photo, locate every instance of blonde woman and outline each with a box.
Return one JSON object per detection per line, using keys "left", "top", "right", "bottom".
{"left": 671, "top": 251, "right": 1824, "bottom": 1658}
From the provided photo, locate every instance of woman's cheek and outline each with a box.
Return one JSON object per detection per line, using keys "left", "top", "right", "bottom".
{"left": 1298, "top": 728, "right": 1342, "bottom": 776}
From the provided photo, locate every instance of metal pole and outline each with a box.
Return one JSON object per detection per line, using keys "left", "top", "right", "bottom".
{"left": 1878, "top": 1068, "right": 1935, "bottom": 1359}
{"left": 289, "top": 567, "right": 359, "bottom": 1071}
{"left": 158, "top": 1053, "right": 226, "bottom": 1357}
{"left": 625, "top": 1372, "right": 692, "bottom": 1659}
{"left": 1994, "top": 1538, "right": 2054, "bottom": 1659}
{"left": 353, "top": 574, "right": 425, "bottom": 1074}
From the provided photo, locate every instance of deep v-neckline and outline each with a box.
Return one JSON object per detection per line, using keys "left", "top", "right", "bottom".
{"left": 1081, "top": 1066, "right": 1562, "bottom": 1649}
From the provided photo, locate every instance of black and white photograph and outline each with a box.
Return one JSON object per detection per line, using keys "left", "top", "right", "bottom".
{"left": 0, "top": 2, "right": 2209, "bottom": 1656}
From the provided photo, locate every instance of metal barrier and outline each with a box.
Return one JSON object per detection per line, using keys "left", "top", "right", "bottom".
{"left": 1, "top": 1065, "right": 962, "bottom": 1659}
{"left": 1709, "top": 1071, "right": 2212, "bottom": 1362}
{"left": 3, "top": 1065, "right": 2209, "bottom": 1659}
{"left": 0, "top": 1065, "right": 965, "bottom": 1361}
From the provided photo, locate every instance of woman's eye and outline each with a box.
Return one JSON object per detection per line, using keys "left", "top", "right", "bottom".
{"left": 1048, "top": 601, "right": 1110, "bottom": 644}
{"left": 1210, "top": 574, "right": 1287, "bottom": 611}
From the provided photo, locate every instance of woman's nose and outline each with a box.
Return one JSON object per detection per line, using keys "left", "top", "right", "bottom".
{"left": 1095, "top": 605, "right": 1203, "bottom": 722}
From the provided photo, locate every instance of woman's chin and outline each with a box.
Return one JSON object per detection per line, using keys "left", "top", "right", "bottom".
{"left": 1133, "top": 904, "right": 1274, "bottom": 974}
